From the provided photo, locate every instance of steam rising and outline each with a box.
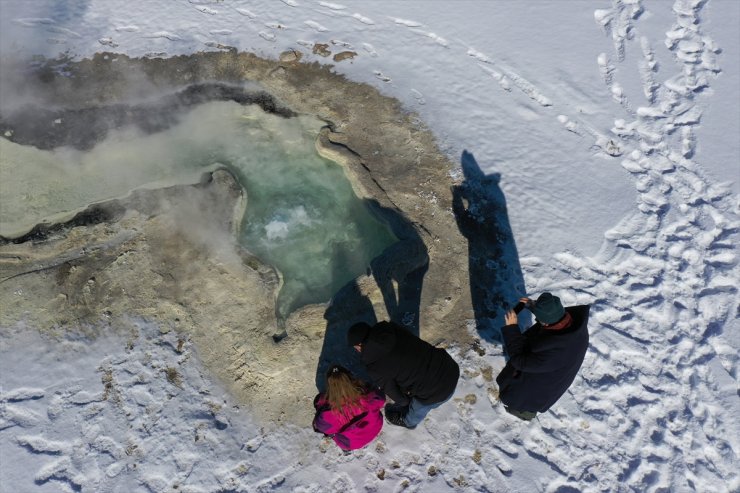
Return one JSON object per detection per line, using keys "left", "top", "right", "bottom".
{"left": 0, "top": 100, "right": 397, "bottom": 318}
{"left": 264, "top": 206, "right": 313, "bottom": 241}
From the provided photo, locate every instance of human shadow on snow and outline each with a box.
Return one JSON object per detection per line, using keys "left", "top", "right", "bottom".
{"left": 315, "top": 199, "right": 429, "bottom": 392}
{"left": 451, "top": 150, "right": 529, "bottom": 344}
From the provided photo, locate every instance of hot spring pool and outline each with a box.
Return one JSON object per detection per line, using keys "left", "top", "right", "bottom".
{"left": 0, "top": 100, "right": 397, "bottom": 320}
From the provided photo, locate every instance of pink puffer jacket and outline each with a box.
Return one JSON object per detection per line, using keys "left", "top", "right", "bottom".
{"left": 312, "top": 389, "right": 385, "bottom": 450}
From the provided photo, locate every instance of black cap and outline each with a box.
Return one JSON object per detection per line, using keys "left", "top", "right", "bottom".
{"left": 347, "top": 322, "right": 371, "bottom": 346}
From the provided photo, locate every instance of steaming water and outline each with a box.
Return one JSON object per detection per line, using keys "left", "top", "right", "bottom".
{"left": 0, "top": 101, "right": 397, "bottom": 318}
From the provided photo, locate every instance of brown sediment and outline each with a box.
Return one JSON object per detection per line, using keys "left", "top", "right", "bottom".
{"left": 312, "top": 43, "right": 331, "bottom": 57}
{"left": 0, "top": 50, "right": 472, "bottom": 425}
{"left": 332, "top": 51, "right": 357, "bottom": 62}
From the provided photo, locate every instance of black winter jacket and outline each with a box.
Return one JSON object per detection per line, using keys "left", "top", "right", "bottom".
{"left": 496, "top": 305, "right": 590, "bottom": 413}
{"left": 360, "top": 321, "right": 460, "bottom": 406}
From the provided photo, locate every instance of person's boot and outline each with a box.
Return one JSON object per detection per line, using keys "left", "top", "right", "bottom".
{"left": 385, "top": 408, "right": 416, "bottom": 429}
{"left": 503, "top": 406, "right": 537, "bottom": 421}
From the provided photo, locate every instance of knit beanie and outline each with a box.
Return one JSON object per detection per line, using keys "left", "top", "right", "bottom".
{"left": 347, "top": 322, "right": 371, "bottom": 346}
{"left": 531, "top": 292, "right": 565, "bottom": 324}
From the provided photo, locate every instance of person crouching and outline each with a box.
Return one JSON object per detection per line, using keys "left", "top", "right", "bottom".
{"left": 312, "top": 365, "right": 386, "bottom": 451}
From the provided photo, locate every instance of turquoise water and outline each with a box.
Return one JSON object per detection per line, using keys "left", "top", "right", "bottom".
{"left": 179, "top": 103, "right": 398, "bottom": 319}
{"left": 236, "top": 153, "right": 394, "bottom": 320}
{"left": 1, "top": 101, "right": 397, "bottom": 319}
{"left": 225, "top": 115, "right": 397, "bottom": 319}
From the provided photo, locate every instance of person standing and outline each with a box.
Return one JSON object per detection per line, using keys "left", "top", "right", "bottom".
{"left": 496, "top": 292, "right": 590, "bottom": 420}
{"left": 312, "top": 365, "right": 386, "bottom": 451}
{"left": 347, "top": 321, "right": 460, "bottom": 429}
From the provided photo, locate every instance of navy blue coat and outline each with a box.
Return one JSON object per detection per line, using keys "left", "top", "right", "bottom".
{"left": 496, "top": 305, "right": 590, "bottom": 413}
{"left": 360, "top": 321, "right": 460, "bottom": 406}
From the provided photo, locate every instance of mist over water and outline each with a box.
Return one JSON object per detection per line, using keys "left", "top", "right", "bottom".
{"left": 228, "top": 107, "right": 397, "bottom": 318}
{"left": 0, "top": 101, "right": 397, "bottom": 318}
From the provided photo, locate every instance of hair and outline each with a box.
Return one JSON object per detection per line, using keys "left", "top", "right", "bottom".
{"left": 325, "top": 365, "right": 366, "bottom": 417}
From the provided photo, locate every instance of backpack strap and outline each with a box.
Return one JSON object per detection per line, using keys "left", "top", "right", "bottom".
{"left": 312, "top": 394, "right": 332, "bottom": 434}
{"left": 313, "top": 394, "right": 331, "bottom": 413}
{"left": 312, "top": 393, "right": 369, "bottom": 438}
{"left": 336, "top": 411, "right": 368, "bottom": 434}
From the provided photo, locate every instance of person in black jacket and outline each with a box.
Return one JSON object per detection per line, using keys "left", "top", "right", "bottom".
{"left": 347, "top": 321, "right": 460, "bottom": 429}
{"left": 496, "top": 292, "right": 590, "bottom": 421}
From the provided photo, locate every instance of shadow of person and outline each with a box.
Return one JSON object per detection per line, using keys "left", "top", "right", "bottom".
{"left": 451, "top": 150, "right": 529, "bottom": 343}
{"left": 365, "top": 199, "right": 429, "bottom": 337}
{"left": 315, "top": 279, "right": 376, "bottom": 392}
{"left": 315, "top": 200, "right": 429, "bottom": 392}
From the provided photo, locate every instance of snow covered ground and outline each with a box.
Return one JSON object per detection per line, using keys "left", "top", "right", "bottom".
{"left": 1, "top": 0, "right": 738, "bottom": 491}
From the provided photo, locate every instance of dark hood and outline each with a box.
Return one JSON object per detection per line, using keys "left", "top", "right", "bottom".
{"left": 361, "top": 322, "right": 397, "bottom": 364}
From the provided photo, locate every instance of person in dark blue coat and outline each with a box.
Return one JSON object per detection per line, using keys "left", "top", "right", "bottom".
{"left": 348, "top": 321, "right": 459, "bottom": 429}
{"left": 496, "top": 292, "right": 590, "bottom": 420}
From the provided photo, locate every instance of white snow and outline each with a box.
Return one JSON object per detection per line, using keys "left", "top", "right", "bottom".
{"left": 1, "top": 0, "right": 738, "bottom": 492}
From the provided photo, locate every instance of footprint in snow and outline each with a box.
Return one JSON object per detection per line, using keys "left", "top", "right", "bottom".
{"left": 419, "top": 31, "right": 449, "bottom": 47}
{"left": 1, "top": 387, "right": 45, "bottom": 402}
{"left": 12, "top": 17, "right": 55, "bottom": 27}
{"left": 16, "top": 435, "right": 72, "bottom": 455}
{"left": 245, "top": 434, "right": 263, "bottom": 452}
{"left": 373, "top": 70, "right": 391, "bottom": 82}
{"left": 305, "top": 20, "right": 329, "bottom": 32}
{"left": 468, "top": 47, "right": 491, "bottom": 64}
{"left": 391, "top": 17, "right": 423, "bottom": 28}
{"left": 319, "top": 1, "right": 347, "bottom": 10}
{"left": 264, "top": 22, "right": 288, "bottom": 30}
{"left": 204, "top": 41, "right": 234, "bottom": 51}
{"left": 115, "top": 25, "right": 140, "bottom": 32}
{"left": 144, "top": 31, "right": 181, "bottom": 41}
{"left": 478, "top": 64, "right": 512, "bottom": 92}
{"left": 34, "top": 457, "right": 81, "bottom": 490}
{"left": 98, "top": 37, "right": 119, "bottom": 48}
{"left": 557, "top": 114, "right": 581, "bottom": 135}
{"left": 638, "top": 38, "right": 659, "bottom": 103}
{"left": 68, "top": 389, "right": 104, "bottom": 405}
{"left": 195, "top": 6, "right": 218, "bottom": 15}
{"left": 46, "top": 26, "right": 82, "bottom": 38}
{"left": 235, "top": 8, "right": 257, "bottom": 18}
{"left": 362, "top": 42, "right": 378, "bottom": 57}
{"left": 470, "top": 47, "right": 552, "bottom": 105}
{"left": 0, "top": 404, "right": 43, "bottom": 429}
{"left": 352, "top": 13, "right": 375, "bottom": 25}
{"left": 483, "top": 448, "right": 514, "bottom": 476}
{"left": 331, "top": 39, "right": 353, "bottom": 49}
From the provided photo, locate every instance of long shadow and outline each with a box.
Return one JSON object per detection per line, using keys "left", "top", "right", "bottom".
{"left": 366, "top": 199, "right": 428, "bottom": 336}
{"left": 314, "top": 200, "right": 429, "bottom": 392}
{"left": 451, "top": 150, "right": 529, "bottom": 343}
{"left": 315, "top": 279, "right": 376, "bottom": 392}
{"left": 0, "top": 82, "right": 294, "bottom": 151}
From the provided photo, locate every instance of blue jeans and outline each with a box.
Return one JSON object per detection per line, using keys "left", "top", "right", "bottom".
{"left": 404, "top": 391, "right": 455, "bottom": 428}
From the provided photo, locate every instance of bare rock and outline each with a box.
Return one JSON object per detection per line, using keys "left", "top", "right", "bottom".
{"left": 312, "top": 43, "right": 331, "bottom": 57}
{"left": 279, "top": 49, "right": 303, "bottom": 63}
{"left": 333, "top": 51, "right": 357, "bottom": 62}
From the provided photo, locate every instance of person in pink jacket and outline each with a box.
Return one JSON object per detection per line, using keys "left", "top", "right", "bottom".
{"left": 312, "top": 365, "right": 386, "bottom": 451}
